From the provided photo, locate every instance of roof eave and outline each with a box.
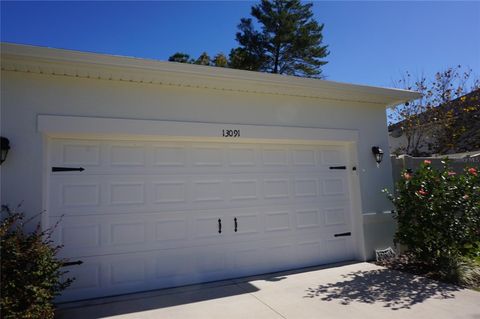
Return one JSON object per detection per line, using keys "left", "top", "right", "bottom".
{"left": 1, "top": 42, "right": 422, "bottom": 106}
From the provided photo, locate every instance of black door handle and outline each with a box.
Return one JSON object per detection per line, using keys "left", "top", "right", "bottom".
{"left": 234, "top": 217, "right": 238, "bottom": 232}
{"left": 218, "top": 218, "right": 222, "bottom": 234}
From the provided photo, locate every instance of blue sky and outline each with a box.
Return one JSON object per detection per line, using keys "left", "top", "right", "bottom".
{"left": 1, "top": 1, "right": 479, "bottom": 88}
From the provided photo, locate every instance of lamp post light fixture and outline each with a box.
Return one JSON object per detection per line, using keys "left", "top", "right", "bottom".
{"left": 371, "top": 146, "right": 384, "bottom": 167}
{"left": 1, "top": 137, "right": 10, "bottom": 165}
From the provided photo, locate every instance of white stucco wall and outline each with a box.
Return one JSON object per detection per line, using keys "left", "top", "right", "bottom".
{"left": 1, "top": 70, "right": 396, "bottom": 259}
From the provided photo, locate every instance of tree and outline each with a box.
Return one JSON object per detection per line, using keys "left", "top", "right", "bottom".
{"left": 390, "top": 66, "right": 480, "bottom": 156}
{"left": 168, "top": 52, "right": 192, "bottom": 63}
{"left": 213, "top": 53, "right": 228, "bottom": 67}
{"left": 230, "top": 0, "right": 329, "bottom": 78}
{"left": 194, "top": 52, "right": 211, "bottom": 66}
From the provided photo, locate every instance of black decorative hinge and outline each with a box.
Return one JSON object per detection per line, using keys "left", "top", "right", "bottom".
{"left": 62, "top": 260, "right": 83, "bottom": 267}
{"left": 329, "top": 166, "right": 346, "bottom": 170}
{"left": 52, "top": 167, "right": 85, "bottom": 172}
{"left": 334, "top": 232, "right": 351, "bottom": 237}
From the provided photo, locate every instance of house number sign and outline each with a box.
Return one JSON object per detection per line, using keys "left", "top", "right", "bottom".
{"left": 222, "top": 129, "right": 240, "bottom": 137}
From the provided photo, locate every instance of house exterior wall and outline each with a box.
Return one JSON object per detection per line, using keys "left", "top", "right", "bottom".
{"left": 1, "top": 70, "right": 396, "bottom": 259}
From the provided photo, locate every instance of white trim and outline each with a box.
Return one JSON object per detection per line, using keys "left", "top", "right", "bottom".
{"left": 38, "top": 115, "right": 359, "bottom": 144}
{"left": 2, "top": 42, "right": 421, "bottom": 106}
{"left": 41, "top": 136, "right": 50, "bottom": 232}
{"left": 347, "top": 142, "right": 366, "bottom": 261}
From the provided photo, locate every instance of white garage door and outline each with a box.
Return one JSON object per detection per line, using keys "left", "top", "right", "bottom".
{"left": 48, "top": 138, "right": 356, "bottom": 302}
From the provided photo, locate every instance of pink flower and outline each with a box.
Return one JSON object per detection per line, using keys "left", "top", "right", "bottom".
{"left": 417, "top": 188, "right": 428, "bottom": 196}
{"left": 463, "top": 195, "right": 469, "bottom": 200}
{"left": 424, "top": 160, "right": 432, "bottom": 165}
{"left": 447, "top": 171, "right": 456, "bottom": 176}
{"left": 403, "top": 173, "right": 412, "bottom": 180}
{"left": 468, "top": 167, "right": 477, "bottom": 176}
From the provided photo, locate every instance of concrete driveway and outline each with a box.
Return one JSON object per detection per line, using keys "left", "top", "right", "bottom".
{"left": 56, "top": 262, "right": 480, "bottom": 319}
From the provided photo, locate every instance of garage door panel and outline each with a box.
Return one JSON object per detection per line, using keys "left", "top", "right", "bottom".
{"left": 191, "top": 178, "right": 226, "bottom": 203}
{"left": 295, "top": 240, "right": 325, "bottom": 267}
{"left": 263, "top": 178, "right": 290, "bottom": 199}
{"left": 321, "top": 149, "right": 347, "bottom": 165}
{"left": 323, "top": 238, "right": 354, "bottom": 263}
{"left": 322, "top": 177, "right": 347, "bottom": 196}
{"left": 153, "top": 145, "right": 188, "bottom": 167}
{"left": 324, "top": 206, "right": 349, "bottom": 226}
{"left": 262, "top": 147, "right": 290, "bottom": 166}
{"left": 153, "top": 180, "right": 188, "bottom": 204}
{"left": 230, "top": 248, "right": 268, "bottom": 276}
{"left": 108, "top": 144, "right": 147, "bottom": 167}
{"left": 230, "top": 212, "right": 261, "bottom": 236}
{"left": 192, "top": 145, "right": 225, "bottom": 167}
{"left": 53, "top": 214, "right": 223, "bottom": 258}
{"left": 60, "top": 183, "right": 101, "bottom": 208}
{"left": 111, "top": 258, "right": 147, "bottom": 285}
{"left": 155, "top": 217, "right": 189, "bottom": 242}
{"left": 295, "top": 208, "right": 321, "bottom": 229}
{"left": 59, "top": 223, "right": 101, "bottom": 251}
{"left": 294, "top": 178, "right": 319, "bottom": 198}
{"left": 58, "top": 244, "right": 232, "bottom": 302}
{"left": 155, "top": 250, "right": 194, "bottom": 279}
{"left": 193, "top": 215, "right": 227, "bottom": 240}
{"left": 49, "top": 138, "right": 356, "bottom": 301}
{"left": 196, "top": 250, "right": 227, "bottom": 273}
{"left": 109, "top": 182, "right": 146, "bottom": 205}
{"left": 292, "top": 149, "right": 317, "bottom": 166}
{"left": 50, "top": 175, "right": 349, "bottom": 217}
{"left": 266, "top": 243, "right": 297, "bottom": 271}
{"left": 51, "top": 140, "right": 102, "bottom": 167}
{"left": 230, "top": 178, "right": 259, "bottom": 201}
{"left": 227, "top": 145, "right": 257, "bottom": 167}
{"left": 52, "top": 199, "right": 352, "bottom": 259}
{"left": 62, "top": 261, "right": 102, "bottom": 294}
{"left": 264, "top": 210, "right": 292, "bottom": 233}
{"left": 51, "top": 139, "right": 348, "bottom": 172}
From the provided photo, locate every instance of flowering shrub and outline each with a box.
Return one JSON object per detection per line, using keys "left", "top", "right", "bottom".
{"left": 385, "top": 161, "right": 480, "bottom": 273}
{"left": 0, "top": 206, "right": 72, "bottom": 319}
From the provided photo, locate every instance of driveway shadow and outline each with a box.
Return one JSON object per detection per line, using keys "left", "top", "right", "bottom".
{"left": 56, "top": 281, "right": 260, "bottom": 318}
{"left": 304, "top": 268, "right": 460, "bottom": 310}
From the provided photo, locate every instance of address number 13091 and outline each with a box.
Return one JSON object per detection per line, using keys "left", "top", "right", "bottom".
{"left": 222, "top": 129, "right": 240, "bottom": 137}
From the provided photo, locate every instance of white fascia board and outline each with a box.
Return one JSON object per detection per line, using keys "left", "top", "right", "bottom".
{"left": 2, "top": 42, "right": 421, "bottom": 106}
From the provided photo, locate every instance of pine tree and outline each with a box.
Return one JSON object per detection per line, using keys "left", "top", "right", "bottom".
{"left": 230, "top": 0, "right": 329, "bottom": 78}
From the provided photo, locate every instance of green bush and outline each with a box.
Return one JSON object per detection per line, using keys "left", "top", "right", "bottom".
{"left": 0, "top": 206, "right": 73, "bottom": 319}
{"left": 385, "top": 161, "right": 480, "bottom": 276}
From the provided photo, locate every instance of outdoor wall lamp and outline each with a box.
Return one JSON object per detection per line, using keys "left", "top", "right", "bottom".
{"left": 1, "top": 137, "right": 11, "bottom": 165}
{"left": 371, "top": 146, "right": 384, "bottom": 167}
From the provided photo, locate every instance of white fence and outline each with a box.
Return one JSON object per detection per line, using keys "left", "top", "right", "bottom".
{"left": 391, "top": 152, "right": 480, "bottom": 183}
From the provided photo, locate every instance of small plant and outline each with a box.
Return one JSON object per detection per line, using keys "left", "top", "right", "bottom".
{"left": 384, "top": 161, "right": 480, "bottom": 280}
{"left": 0, "top": 205, "right": 73, "bottom": 319}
